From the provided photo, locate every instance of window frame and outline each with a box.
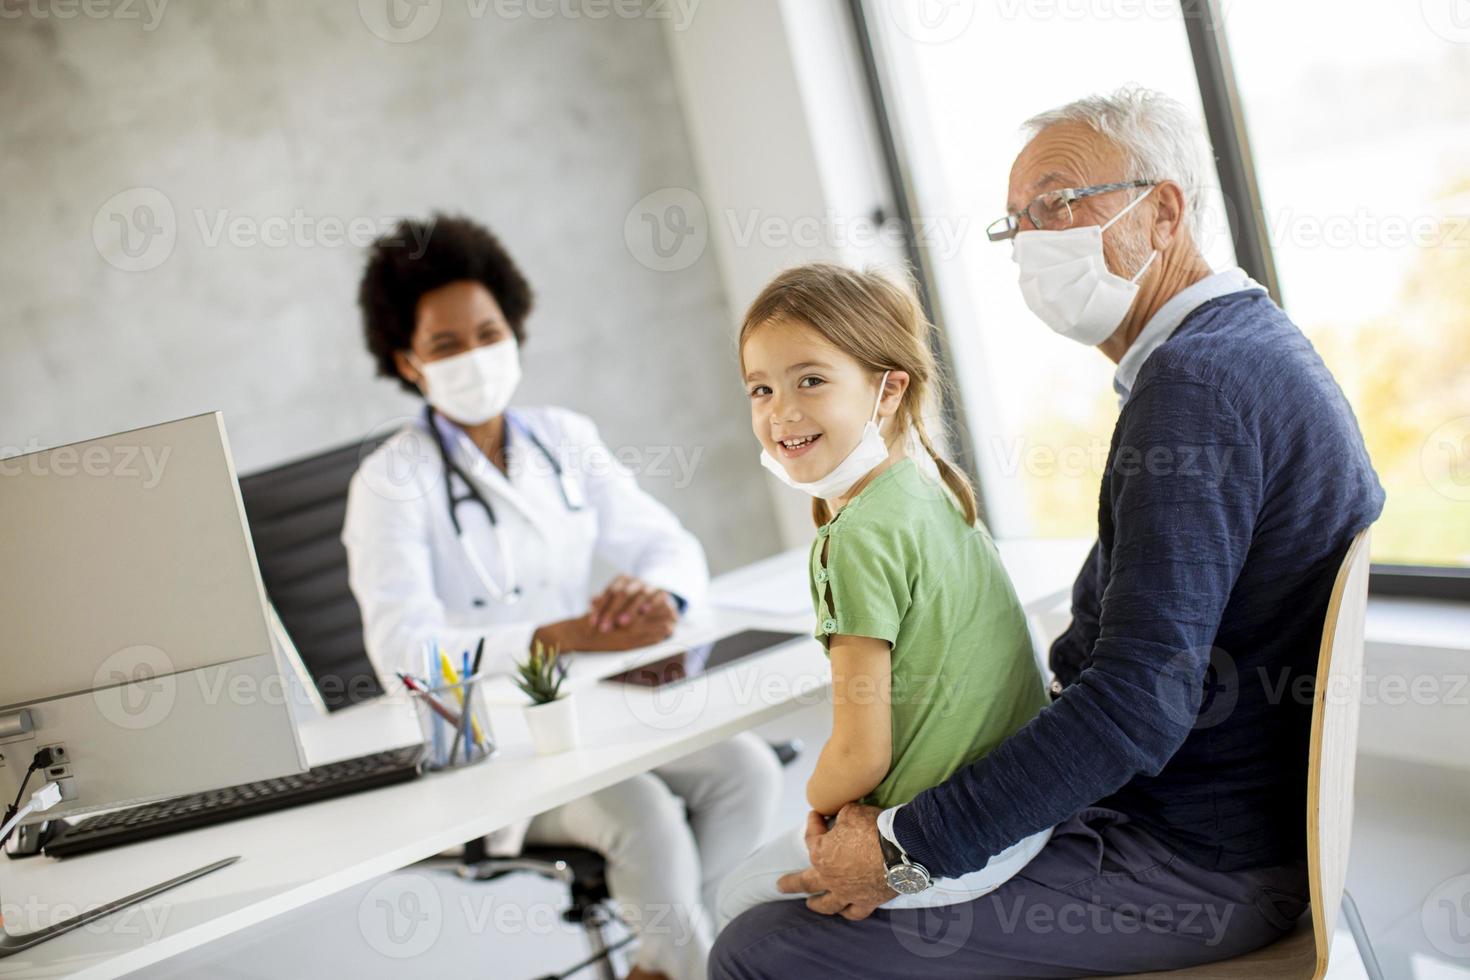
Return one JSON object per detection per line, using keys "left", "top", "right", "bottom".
{"left": 843, "top": 0, "right": 988, "bottom": 528}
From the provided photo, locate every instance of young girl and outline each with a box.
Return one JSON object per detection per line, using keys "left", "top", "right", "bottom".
{"left": 716, "top": 263, "right": 1054, "bottom": 926}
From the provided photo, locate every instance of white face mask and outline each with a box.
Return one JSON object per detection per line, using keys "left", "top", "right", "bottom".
{"left": 1012, "top": 185, "right": 1158, "bottom": 346}
{"left": 760, "top": 370, "right": 891, "bottom": 500}
{"left": 411, "top": 338, "right": 522, "bottom": 425}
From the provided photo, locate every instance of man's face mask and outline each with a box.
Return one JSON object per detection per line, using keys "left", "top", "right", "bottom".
{"left": 1011, "top": 185, "right": 1157, "bottom": 346}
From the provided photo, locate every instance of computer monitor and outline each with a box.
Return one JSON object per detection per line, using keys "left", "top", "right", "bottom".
{"left": 0, "top": 412, "right": 307, "bottom": 953}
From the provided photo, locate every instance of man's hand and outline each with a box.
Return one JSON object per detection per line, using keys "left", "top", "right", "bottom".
{"left": 588, "top": 575, "right": 677, "bottom": 634}
{"left": 776, "top": 805, "right": 897, "bottom": 920}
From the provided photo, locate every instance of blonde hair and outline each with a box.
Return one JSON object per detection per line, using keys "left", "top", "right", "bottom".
{"left": 738, "top": 262, "right": 979, "bottom": 528}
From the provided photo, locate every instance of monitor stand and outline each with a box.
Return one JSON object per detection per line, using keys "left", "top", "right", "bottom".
{"left": 0, "top": 856, "right": 238, "bottom": 957}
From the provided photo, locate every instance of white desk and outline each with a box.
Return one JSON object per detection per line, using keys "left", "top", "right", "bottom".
{"left": 0, "top": 539, "right": 1086, "bottom": 980}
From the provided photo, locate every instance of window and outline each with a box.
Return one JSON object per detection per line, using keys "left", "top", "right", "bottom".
{"left": 859, "top": 0, "right": 1470, "bottom": 593}
{"left": 1221, "top": 0, "right": 1470, "bottom": 571}
{"left": 861, "top": 1, "right": 1236, "bottom": 541}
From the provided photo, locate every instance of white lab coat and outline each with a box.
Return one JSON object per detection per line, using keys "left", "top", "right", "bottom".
{"left": 343, "top": 407, "right": 778, "bottom": 945}
{"left": 342, "top": 405, "right": 709, "bottom": 686}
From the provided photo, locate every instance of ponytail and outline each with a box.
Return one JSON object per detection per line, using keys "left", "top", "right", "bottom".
{"left": 913, "top": 420, "right": 979, "bottom": 527}
{"left": 809, "top": 420, "right": 978, "bottom": 529}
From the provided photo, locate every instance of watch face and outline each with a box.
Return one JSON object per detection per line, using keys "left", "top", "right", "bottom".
{"left": 886, "top": 864, "right": 931, "bottom": 895}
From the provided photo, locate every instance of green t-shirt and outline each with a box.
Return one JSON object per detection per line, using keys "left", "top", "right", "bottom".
{"left": 809, "top": 457, "right": 1048, "bottom": 810}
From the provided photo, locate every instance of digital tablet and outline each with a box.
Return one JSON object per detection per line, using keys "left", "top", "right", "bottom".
{"left": 601, "top": 628, "right": 804, "bottom": 689}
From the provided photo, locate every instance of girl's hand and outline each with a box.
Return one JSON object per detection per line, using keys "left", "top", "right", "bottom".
{"left": 588, "top": 575, "right": 677, "bottom": 634}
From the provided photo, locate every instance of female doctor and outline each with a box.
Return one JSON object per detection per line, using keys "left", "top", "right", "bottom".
{"left": 342, "top": 215, "right": 780, "bottom": 980}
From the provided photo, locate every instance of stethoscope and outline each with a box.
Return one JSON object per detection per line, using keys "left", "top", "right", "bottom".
{"left": 423, "top": 405, "right": 586, "bottom": 605}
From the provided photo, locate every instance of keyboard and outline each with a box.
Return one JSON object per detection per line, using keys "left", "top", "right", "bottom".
{"left": 45, "top": 745, "right": 425, "bottom": 858}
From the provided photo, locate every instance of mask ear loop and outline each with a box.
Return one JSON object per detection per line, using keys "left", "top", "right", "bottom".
{"left": 1101, "top": 186, "right": 1159, "bottom": 284}
{"left": 1100, "top": 184, "right": 1155, "bottom": 232}
{"left": 869, "top": 370, "right": 892, "bottom": 430}
{"left": 1128, "top": 250, "right": 1159, "bottom": 284}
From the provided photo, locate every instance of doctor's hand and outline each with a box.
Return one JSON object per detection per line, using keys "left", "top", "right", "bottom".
{"left": 588, "top": 575, "right": 678, "bottom": 634}
{"left": 776, "top": 805, "right": 895, "bottom": 920}
{"left": 532, "top": 605, "right": 675, "bottom": 654}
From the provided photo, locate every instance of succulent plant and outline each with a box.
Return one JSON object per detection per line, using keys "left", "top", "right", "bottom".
{"left": 514, "top": 640, "right": 568, "bottom": 705}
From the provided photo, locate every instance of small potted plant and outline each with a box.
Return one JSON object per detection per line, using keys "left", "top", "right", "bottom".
{"left": 514, "top": 640, "right": 579, "bottom": 755}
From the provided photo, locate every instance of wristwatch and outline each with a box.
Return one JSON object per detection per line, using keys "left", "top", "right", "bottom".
{"left": 877, "top": 829, "right": 933, "bottom": 895}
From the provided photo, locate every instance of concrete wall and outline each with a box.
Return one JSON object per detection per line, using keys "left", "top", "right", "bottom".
{"left": 0, "top": 0, "right": 778, "bottom": 574}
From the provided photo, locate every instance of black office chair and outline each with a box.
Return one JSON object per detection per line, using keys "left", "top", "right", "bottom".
{"left": 237, "top": 437, "right": 799, "bottom": 980}
{"left": 238, "top": 438, "right": 387, "bottom": 711}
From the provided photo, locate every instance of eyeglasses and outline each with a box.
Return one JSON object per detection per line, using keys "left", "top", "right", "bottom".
{"left": 986, "top": 179, "right": 1157, "bottom": 242}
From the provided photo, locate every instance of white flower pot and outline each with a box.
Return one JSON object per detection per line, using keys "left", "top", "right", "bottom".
{"left": 524, "top": 695, "right": 580, "bottom": 755}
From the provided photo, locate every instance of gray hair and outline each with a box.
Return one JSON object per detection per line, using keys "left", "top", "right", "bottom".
{"left": 1023, "top": 87, "right": 1209, "bottom": 240}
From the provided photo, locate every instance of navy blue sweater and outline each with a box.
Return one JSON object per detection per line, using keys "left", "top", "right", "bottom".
{"left": 893, "top": 289, "right": 1385, "bottom": 878}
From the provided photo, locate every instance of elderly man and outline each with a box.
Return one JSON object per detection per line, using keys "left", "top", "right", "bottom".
{"left": 710, "top": 88, "right": 1384, "bottom": 977}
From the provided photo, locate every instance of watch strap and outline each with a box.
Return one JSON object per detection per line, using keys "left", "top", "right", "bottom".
{"left": 878, "top": 830, "right": 908, "bottom": 871}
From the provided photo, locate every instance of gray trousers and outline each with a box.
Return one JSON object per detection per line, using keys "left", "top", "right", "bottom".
{"left": 709, "top": 806, "right": 1309, "bottom": 978}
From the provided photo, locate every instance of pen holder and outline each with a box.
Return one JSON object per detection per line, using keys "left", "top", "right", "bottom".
{"left": 408, "top": 672, "right": 498, "bottom": 772}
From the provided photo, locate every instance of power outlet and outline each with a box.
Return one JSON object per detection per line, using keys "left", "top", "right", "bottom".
{"left": 36, "top": 744, "right": 68, "bottom": 769}
{"left": 33, "top": 745, "right": 73, "bottom": 800}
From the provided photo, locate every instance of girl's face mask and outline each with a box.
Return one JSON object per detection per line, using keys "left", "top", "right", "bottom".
{"left": 759, "top": 370, "right": 892, "bottom": 500}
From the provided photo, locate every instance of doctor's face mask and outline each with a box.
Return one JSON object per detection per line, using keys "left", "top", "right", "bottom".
{"left": 403, "top": 280, "right": 523, "bottom": 426}
{"left": 410, "top": 339, "right": 522, "bottom": 426}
